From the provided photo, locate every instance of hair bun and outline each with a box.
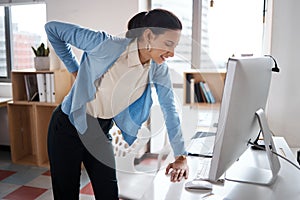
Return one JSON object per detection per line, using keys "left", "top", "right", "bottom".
{"left": 126, "top": 9, "right": 182, "bottom": 38}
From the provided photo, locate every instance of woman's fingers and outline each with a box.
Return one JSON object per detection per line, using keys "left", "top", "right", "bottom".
{"left": 170, "top": 169, "right": 186, "bottom": 182}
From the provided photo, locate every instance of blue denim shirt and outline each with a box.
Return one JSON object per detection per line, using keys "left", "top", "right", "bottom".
{"left": 45, "top": 21, "right": 186, "bottom": 156}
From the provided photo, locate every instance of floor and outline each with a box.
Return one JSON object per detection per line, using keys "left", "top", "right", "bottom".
{"left": 0, "top": 150, "right": 157, "bottom": 200}
{"left": 0, "top": 150, "right": 96, "bottom": 200}
{"left": 0, "top": 149, "right": 157, "bottom": 200}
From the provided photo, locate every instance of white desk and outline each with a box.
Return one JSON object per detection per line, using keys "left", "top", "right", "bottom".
{"left": 0, "top": 97, "right": 11, "bottom": 108}
{"left": 141, "top": 137, "right": 300, "bottom": 200}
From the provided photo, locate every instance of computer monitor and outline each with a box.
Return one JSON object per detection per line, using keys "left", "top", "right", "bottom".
{"left": 208, "top": 56, "right": 281, "bottom": 185}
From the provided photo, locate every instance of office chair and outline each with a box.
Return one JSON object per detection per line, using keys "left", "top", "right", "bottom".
{"left": 110, "top": 126, "right": 150, "bottom": 173}
{"left": 110, "top": 125, "right": 170, "bottom": 200}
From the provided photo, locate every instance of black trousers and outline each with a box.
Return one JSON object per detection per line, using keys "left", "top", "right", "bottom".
{"left": 47, "top": 105, "right": 118, "bottom": 200}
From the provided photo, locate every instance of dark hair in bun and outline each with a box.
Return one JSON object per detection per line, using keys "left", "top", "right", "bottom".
{"left": 126, "top": 9, "right": 182, "bottom": 38}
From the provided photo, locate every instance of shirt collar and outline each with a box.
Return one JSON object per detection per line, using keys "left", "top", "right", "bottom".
{"left": 127, "top": 39, "right": 150, "bottom": 68}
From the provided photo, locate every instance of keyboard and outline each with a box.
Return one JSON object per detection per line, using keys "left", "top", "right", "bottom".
{"left": 193, "top": 158, "right": 225, "bottom": 184}
{"left": 187, "top": 135, "right": 215, "bottom": 156}
{"left": 195, "top": 158, "right": 211, "bottom": 180}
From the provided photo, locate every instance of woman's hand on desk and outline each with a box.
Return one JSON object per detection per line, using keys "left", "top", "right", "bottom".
{"left": 165, "top": 155, "right": 189, "bottom": 182}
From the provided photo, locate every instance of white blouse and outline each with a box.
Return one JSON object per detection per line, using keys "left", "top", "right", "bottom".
{"left": 86, "top": 39, "right": 150, "bottom": 118}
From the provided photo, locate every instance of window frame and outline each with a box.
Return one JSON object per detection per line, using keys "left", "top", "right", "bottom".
{"left": 0, "top": 6, "right": 12, "bottom": 82}
{"left": 191, "top": 0, "right": 202, "bottom": 70}
{"left": 0, "top": 1, "right": 45, "bottom": 83}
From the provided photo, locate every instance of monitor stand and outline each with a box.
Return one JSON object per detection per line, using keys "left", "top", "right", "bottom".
{"left": 225, "top": 108, "right": 281, "bottom": 186}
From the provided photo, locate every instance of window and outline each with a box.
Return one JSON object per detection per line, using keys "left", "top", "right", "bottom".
{"left": 206, "top": 0, "right": 264, "bottom": 68}
{"left": 0, "top": 3, "right": 46, "bottom": 82}
{"left": 151, "top": 0, "right": 265, "bottom": 72}
{"left": 151, "top": 0, "right": 193, "bottom": 78}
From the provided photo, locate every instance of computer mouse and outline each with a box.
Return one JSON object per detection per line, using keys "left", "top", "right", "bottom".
{"left": 185, "top": 180, "right": 213, "bottom": 190}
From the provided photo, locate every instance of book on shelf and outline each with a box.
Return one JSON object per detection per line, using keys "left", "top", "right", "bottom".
{"left": 36, "top": 73, "right": 56, "bottom": 103}
{"left": 185, "top": 74, "right": 193, "bottom": 103}
{"left": 199, "top": 81, "right": 211, "bottom": 103}
{"left": 203, "top": 82, "right": 216, "bottom": 103}
{"left": 50, "top": 73, "right": 56, "bottom": 103}
{"left": 24, "top": 74, "right": 39, "bottom": 101}
{"left": 199, "top": 83, "right": 208, "bottom": 103}
{"left": 194, "top": 82, "right": 205, "bottom": 103}
{"left": 36, "top": 73, "right": 46, "bottom": 102}
{"left": 190, "top": 78, "right": 195, "bottom": 104}
{"left": 45, "top": 73, "right": 51, "bottom": 103}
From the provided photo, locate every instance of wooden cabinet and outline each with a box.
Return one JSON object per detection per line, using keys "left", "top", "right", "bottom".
{"left": 183, "top": 69, "right": 226, "bottom": 106}
{"left": 8, "top": 69, "right": 72, "bottom": 166}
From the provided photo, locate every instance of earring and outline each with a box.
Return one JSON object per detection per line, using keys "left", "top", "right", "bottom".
{"left": 146, "top": 43, "right": 151, "bottom": 52}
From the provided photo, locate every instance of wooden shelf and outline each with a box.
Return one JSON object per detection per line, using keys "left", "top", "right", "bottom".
{"left": 13, "top": 155, "right": 37, "bottom": 166}
{"left": 11, "top": 69, "right": 71, "bottom": 103}
{"left": 183, "top": 69, "right": 226, "bottom": 105}
{"left": 8, "top": 68, "right": 72, "bottom": 167}
{"left": 8, "top": 100, "right": 59, "bottom": 107}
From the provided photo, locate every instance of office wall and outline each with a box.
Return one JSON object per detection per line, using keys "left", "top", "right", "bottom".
{"left": 45, "top": 0, "right": 142, "bottom": 69}
{"left": 46, "top": 0, "right": 140, "bottom": 34}
{"left": 267, "top": 0, "right": 300, "bottom": 147}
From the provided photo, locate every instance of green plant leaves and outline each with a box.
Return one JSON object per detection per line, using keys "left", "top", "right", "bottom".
{"left": 31, "top": 43, "right": 50, "bottom": 56}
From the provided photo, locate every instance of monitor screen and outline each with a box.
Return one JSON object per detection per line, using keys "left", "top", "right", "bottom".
{"left": 208, "top": 56, "right": 279, "bottom": 184}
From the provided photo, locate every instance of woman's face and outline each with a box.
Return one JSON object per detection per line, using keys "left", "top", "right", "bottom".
{"left": 149, "top": 29, "right": 181, "bottom": 64}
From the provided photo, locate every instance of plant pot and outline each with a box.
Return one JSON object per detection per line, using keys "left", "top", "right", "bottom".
{"left": 34, "top": 57, "right": 50, "bottom": 71}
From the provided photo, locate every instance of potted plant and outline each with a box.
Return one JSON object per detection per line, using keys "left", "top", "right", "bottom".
{"left": 31, "top": 43, "right": 50, "bottom": 70}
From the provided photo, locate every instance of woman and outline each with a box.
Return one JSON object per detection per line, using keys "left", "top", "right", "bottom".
{"left": 46, "top": 8, "right": 189, "bottom": 200}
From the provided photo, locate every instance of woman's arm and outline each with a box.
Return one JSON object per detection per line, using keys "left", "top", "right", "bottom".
{"left": 152, "top": 63, "right": 189, "bottom": 182}
{"left": 152, "top": 63, "right": 186, "bottom": 157}
{"left": 45, "top": 21, "right": 111, "bottom": 73}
